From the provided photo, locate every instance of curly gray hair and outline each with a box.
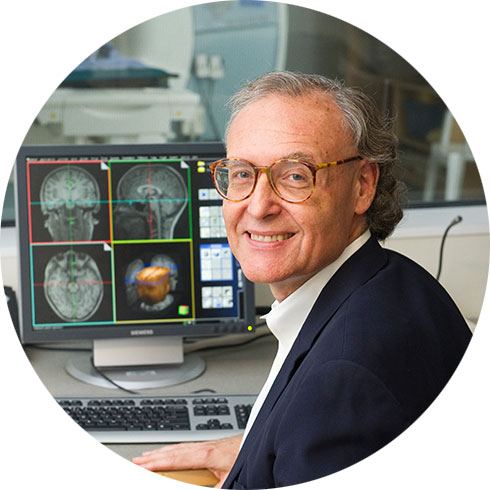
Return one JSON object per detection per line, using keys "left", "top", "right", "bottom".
{"left": 225, "top": 71, "right": 405, "bottom": 241}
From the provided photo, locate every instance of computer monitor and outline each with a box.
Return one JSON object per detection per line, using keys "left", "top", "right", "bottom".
{"left": 15, "top": 143, "right": 255, "bottom": 389}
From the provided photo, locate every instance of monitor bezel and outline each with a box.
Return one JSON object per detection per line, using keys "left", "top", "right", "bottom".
{"left": 15, "top": 142, "right": 255, "bottom": 344}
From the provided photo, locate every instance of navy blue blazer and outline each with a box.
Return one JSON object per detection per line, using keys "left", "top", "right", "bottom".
{"left": 224, "top": 236, "right": 471, "bottom": 489}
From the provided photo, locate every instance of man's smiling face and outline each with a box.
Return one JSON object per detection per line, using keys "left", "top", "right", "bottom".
{"left": 223, "top": 92, "right": 377, "bottom": 301}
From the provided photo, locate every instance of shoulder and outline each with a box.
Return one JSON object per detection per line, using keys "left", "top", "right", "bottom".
{"left": 342, "top": 245, "right": 465, "bottom": 328}
{"left": 304, "top": 247, "right": 471, "bottom": 415}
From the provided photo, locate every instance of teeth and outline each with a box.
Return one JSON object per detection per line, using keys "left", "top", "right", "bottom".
{"left": 250, "top": 233, "right": 293, "bottom": 242}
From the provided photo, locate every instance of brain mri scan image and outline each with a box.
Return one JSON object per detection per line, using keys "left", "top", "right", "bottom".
{"left": 125, "top": 254, "right": 178, "bottom": 312}
{"left": 44, "top": 250, "right": 104, "bottom": 322}
{"left": 113, "top": 164, "right": 188, "bottom": 240}
{"left": 40, "top": 165, "right": 100, "bottom": 242}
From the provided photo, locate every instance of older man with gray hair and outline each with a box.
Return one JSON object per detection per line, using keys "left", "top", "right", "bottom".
{"left": 134, "top": 72, "right": 471, "bottom": 488}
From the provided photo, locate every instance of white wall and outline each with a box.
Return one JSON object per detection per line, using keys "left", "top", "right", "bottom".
{"left": 385, "top": 205, "right": 489, "bottom": 324}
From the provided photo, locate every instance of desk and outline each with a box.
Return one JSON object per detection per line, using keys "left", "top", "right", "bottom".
{"left": 24, "top": 334, "right": 275, "bottom": 464}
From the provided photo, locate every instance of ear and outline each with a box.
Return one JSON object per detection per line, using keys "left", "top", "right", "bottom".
{"left": 354, "top": 159, "right": 379, "bottom": 215}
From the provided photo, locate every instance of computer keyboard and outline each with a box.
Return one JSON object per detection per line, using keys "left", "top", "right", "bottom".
{"left": 56, "top": 394, "right": 256, "bottom": 443}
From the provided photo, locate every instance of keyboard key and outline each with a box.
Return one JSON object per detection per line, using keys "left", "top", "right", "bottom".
{"left": 218, "top": 405, "right": 230, "bottom": 415}
{"left": 207, "top": 419, "right": 221, "bottom": 429}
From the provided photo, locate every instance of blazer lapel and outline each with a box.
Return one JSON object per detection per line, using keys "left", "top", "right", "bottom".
{"left": 226, "top": 237, "right": 388, "bottom": 485}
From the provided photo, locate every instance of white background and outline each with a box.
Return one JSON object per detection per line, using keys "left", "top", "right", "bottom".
{"left": 0, "top": 1, "right": 488, "bottom": 489}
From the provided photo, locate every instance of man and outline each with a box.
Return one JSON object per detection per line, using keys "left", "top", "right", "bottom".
{"left": 133, "top": 72, "right": 471, "bottom": 488}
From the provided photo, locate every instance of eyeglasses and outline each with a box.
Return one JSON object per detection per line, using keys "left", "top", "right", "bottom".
{"left": 209, "top": 156, "right": 362, "bottom": 203}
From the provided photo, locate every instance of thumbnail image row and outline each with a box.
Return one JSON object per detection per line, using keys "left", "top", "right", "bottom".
{"left": 31, "top": 242, "right": 194, "bottom": 325}
{"left": 28, "top": 160, "right": 197, "bottom": 243}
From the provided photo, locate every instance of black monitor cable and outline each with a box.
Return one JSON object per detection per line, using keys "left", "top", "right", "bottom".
{"left": 85, "top": 356, "right": 219, "bottom": 396}
{"left": 436, "top": 215, "right": 463, "bottom": 281}
{"left": 89, "top": 356, "right": 141, "bottom": 395}
{"left": 183, "top": 320, "right": 269, "bottom": 353}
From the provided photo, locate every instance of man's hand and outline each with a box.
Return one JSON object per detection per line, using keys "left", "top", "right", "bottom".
{"left": 132, "top": 434, "right": 242, "bottom": 488}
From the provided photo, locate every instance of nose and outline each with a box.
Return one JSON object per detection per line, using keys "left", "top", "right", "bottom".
{"left": 245, "top": 171, "right": 282, "bottom": 219}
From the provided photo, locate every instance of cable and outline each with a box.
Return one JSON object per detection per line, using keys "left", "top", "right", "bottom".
{"left": 183, "top": 323, "right": 270, "bottom": 354}
{"left": 191, "top": 389, "right": 217, "bottom": 394}
{"left": 436, "top": 215, "right": 463, "bottom": 281}
{"left": 89, "top": 356, "right": 141, "bottom": 395}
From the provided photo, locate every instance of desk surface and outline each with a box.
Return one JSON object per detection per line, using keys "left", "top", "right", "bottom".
{"left": 25, "top": 334, "right": 276, "bottom": 463}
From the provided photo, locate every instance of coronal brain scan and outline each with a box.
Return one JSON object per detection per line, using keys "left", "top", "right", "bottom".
{"left": 40, "top": 165, "right": 100, "bottom": 241}
{"left": 44, "top": 250, "right": 104, "bottom": 322}
{"left": 113, "top": 164, "right": 188, "bottom": 240}
{"left": 124, "top": 254, "right": 178, "bottom": 312}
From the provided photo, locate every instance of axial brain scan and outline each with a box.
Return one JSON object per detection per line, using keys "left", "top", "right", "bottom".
{"left": 44, "top": 250, "right": 104, "bottom": 322}
{"left": 113, "top": 164, "right": 188, "bottom": 240}
{"left": 40, "top": 165, "right": 100, "bottom": 241}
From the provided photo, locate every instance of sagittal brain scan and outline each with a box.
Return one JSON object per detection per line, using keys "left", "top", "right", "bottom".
{"left": 44, "top": 250, "right": 103, "bottom": 322}
{"left": 40, "top": 165, "right": 100, "bottom": 242}
{"left": 113, "top": 164, "right": 188, "bottom": 240}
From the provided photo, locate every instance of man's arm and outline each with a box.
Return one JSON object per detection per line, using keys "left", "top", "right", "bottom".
{"left": 132, "top": 434, "right": 242, "bottom": 488}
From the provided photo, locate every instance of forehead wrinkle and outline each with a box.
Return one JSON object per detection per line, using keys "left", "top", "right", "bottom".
{"left": 281, "top": 151, "right": 316, "bottom": 163}
{"left": 247, "top": 125, "right": 318, "bottom": 138}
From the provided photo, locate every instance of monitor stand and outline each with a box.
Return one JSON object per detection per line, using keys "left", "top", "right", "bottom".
{"left": 66, "top": 336, "right": 205, "bottom": 390}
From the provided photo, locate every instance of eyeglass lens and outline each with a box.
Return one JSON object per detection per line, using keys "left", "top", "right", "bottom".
{"left": 214, "top": 160, "right": 314, "bottom": 202}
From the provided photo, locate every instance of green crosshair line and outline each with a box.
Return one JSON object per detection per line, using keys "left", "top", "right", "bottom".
{"left": 66, "top": 166, "right": 78, "bottom": 320}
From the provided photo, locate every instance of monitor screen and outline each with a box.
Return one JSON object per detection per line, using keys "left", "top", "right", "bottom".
{"left": 15, "top": 143, "right": 255, "bottom": 348}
